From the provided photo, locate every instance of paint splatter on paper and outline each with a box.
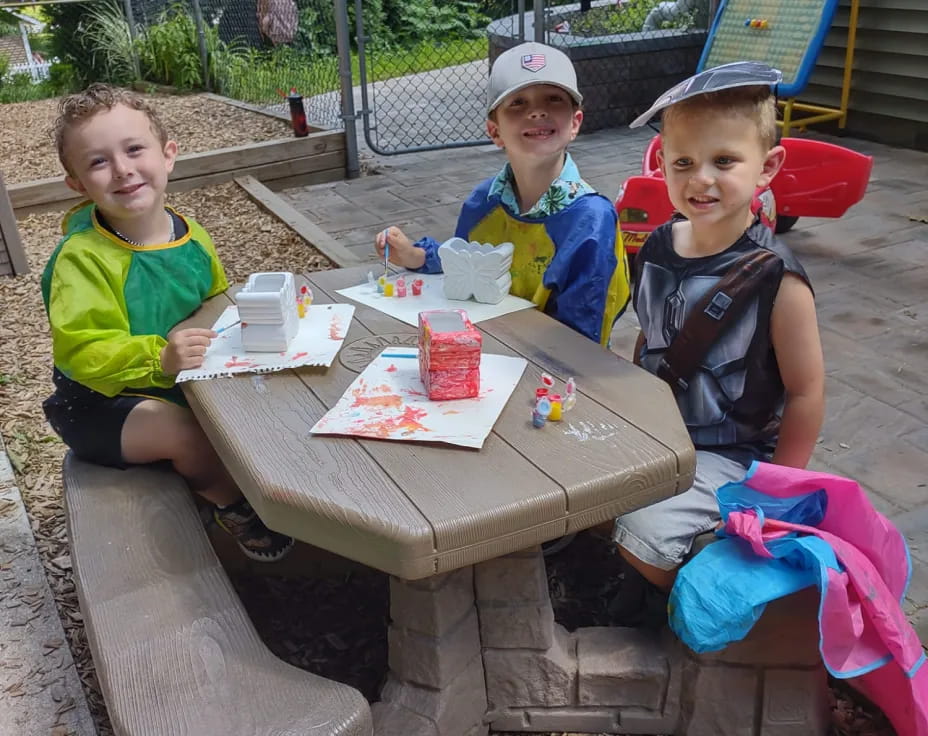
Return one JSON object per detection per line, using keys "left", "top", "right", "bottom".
{"left": 311, "top": 348, "right": 527, "bottom": 449}
{"left": 329, "top": 313, "right": 345, "bottom": 341}
{"left": 224, "top": 356, "right": 257, "bottom": 369}
{"left": 177, "top": 303, "right": 355, "bottom": 382}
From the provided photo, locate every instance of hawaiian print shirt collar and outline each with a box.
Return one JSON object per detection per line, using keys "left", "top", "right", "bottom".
{"left": 489, "top": 153, "right": 596, "bottom": 219}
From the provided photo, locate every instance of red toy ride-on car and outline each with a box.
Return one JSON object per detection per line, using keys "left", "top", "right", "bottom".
{"left": 615, "top": 134, "right": 874, "bottom": 263}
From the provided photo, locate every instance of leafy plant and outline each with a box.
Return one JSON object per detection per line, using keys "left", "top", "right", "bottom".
{"left": 137, "top": 4, "right": 248, "bottom": 91}
{"left": 0, "top": 72, "right": 49, "bottom": 102}
{"left": 47, "top": 61, "right": 80, "bottom": 94}
{"left": 550, "top": 0, "right": 705, "bottom": 36}
{"left": 0, "top": 10, "right": 20, "bottom": 37}
{"left": 44, "top": 2, "right": 111, "bottom": 86}
{"left": 82, "top": 0, "right": 137, "bottom": 85}
{"left": 379, "top": 0, "right": 488, "bottom": 47}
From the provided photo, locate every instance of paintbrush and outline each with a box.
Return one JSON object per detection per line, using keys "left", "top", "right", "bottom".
{"left": 214, "top": 320, "right": 241, "bottom": 335}
{"left": 382, "top": 228, "right": 390, "bottom": 280}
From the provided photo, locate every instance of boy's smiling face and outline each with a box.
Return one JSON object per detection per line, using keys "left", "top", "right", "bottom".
{"left": 658, "top": 108, "right": 783, "bottom": 236}
{"left": 487, "top": 84, "right": 582, "bottom": 162}
{"left": 63, "top": 103, "right": 178, "bottom": 224}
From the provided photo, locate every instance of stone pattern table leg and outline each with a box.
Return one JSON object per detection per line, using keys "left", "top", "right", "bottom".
{"left": 476, "top": 546, "right": 679, "bottom": 733}
{"left": 373, "top": 567, "right": 488, "bottom": 736}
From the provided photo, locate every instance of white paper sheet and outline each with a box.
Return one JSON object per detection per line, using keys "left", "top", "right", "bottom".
{"left": 310, "top": 348, "right": 527, "bottom": 449}
{"left": 334, "top": 272, "right": 535, "bottom": 326}
{"left": 176, "top": 303, "right": 354, "bottom": 382}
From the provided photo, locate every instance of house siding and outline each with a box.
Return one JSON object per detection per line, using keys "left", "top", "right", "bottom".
{"left": 804, "top": 0, "right": 928, "bottom": 150}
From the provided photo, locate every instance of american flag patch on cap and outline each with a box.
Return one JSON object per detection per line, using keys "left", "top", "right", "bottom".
{"left": 521, "top": 54, "right": 546, "bottom": 72}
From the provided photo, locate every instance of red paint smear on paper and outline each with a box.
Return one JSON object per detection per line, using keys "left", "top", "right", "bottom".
{"left": 443, "top": 409, "right": 461, "bottom": 415}
{"left": 291, "top": 352, "right": 308, "bottom": 361}
{"left": 360, "top": 405, "right": 430, "bottom": 438}
{"left": 224, "top": 356, "right": 256, "bottom": 368}
{"left": 404, "top": 388, "right": 427, "bottom": 397}
{"left": 352, "top": 393, "right": 403, "bottom": 409}
{"left": 329, "top": 315, "right": 344, "bottom": 340}
{"left": 385, "top": 364, "right": 397, "bottom": 372}
{"left": 350, "top": 381, "right": 403, "bottom": 409}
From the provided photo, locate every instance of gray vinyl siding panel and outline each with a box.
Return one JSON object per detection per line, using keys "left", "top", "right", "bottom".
{"left": 803, "top": 0, "right": 928, "bottom": 127}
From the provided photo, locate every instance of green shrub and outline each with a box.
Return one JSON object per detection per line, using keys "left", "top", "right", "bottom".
{"left": 136, "top": 4, "right": 247, "bottom": 91}
{"left": 82, "top": 0, "right": 137, "bottom": 85}
{"left": 44, "top": 2, "right": 110, "bottom": 86}
{"left": 47, "top": 61, "right": 81, "bottom": 94}
{"left": 0, "top": 72, "right": 47, "bottom": 103}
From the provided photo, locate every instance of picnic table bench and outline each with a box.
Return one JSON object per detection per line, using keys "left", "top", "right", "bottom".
{"left": 63, "top": 453, "right": 372, "bottom": 736}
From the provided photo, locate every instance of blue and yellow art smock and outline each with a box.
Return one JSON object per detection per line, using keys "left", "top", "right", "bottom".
{"left": 412, "top": 154, "right": 630, "bottom": 346}
{"left": 41, "top": 202, "right": 229, "bottom": 400}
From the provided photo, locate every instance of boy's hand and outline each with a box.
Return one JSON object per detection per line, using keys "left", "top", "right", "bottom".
{"left": 375, "top": 226, "right": 425, "bottom": 270}
{"left": 160, "top": 327, "right": 216, "bottom": 375}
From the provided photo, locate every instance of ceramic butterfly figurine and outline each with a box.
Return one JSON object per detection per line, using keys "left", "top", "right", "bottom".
{"left": 437, "top": 237, "right": 514, "bottom": 305}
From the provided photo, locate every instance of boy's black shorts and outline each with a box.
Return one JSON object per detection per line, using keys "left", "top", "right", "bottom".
{"left": 43, "top": 369, "right": 184, "bottom": 468}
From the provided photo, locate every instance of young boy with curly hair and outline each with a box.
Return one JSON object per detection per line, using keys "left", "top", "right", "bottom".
{"left": 611, "top": 64, "right": 825, "bottom": 622}
{"left": 42, "top": 84, "right": 293, "bottom": 562}
{"left": 374, "top": 42, "right": 630, "bottom": 347}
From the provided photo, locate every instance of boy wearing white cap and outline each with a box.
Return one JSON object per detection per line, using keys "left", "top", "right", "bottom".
{"left": 375, "top": 41, "right": 629, "bottom": 346}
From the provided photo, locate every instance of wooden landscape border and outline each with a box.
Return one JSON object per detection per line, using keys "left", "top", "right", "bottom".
{"left": 0, "top": 172, "right": 29, "bottom": 276}
{"left": 198, "top": 92, "right": 332, "bottom": 133}
{"left": 234, "top": 175, "right": 360, "bottom": 267}
{"left": 9, "top": 129, "right": 347, "bottom": 217}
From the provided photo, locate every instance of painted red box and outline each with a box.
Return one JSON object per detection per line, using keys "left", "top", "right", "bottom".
{"left": 418, "top": 309, "right": 481, "bottom": 401}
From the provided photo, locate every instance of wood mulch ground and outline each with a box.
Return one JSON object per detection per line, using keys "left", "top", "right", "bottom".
{"left": 0, "top": 93, "right": 897, "bottom": 736}
{"left": 0, "top": 92, "right": 291, "bottom": 185}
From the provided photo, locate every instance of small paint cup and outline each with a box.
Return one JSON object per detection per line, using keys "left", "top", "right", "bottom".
{"left": 383, "top": 281, "right": 395, "bottom": 297}
{"left": 548, "top": 393, "right": 563, "bottom": 421}
{"left": 411, "top": 279, "right": 423, "bottom": 296}
{"left": 535, "top": 387, "right": 549, "bottom": 400}
{"left": 531, "top": 409, "right": 547, "bottom": 428}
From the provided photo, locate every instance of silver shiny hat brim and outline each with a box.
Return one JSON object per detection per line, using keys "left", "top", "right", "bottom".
{"left": 629, "top": 61, "right": 783, "bottom": 128}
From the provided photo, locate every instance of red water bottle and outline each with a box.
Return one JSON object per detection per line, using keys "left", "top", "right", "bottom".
{"left": 287, "top": 87, "right": 309, "bottom": 137}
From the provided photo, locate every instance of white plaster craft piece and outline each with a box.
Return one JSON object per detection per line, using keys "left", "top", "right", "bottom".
{"left": 437, "top": 237, "right": 514, "bottom": 305}
{"left": 175, "top": 303, "right": 355, "bottom": 382}
{"left": 234, "top": 272, "right": 299, "bottom": 352}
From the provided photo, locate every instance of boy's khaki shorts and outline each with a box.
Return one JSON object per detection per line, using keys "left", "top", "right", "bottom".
{"left": 612, "top": 451, "right": 748, "bottom": 571}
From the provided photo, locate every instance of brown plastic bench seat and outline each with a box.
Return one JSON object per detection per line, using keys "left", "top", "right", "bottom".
{"left": 62, "top": 453, "right": 372, "bottom": 736}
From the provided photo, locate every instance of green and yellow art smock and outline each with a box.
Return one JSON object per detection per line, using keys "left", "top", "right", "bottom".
{"left": 411, "top": 154, "right": 630, "bottom": 346}
{"left": 41, "top": 202, "right": 229, "bottom": 402}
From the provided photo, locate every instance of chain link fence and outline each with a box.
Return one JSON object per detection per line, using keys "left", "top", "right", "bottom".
{"left": 358, "top": 0, "right": 713, "bottom": 154}
{"left": 3, "top": 0, "right": 714, "bottom": 153}
{"left": 119, "top": 0, "right": 343, "bottom": 127}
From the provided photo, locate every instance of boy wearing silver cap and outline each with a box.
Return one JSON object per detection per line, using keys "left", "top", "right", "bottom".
{"left": 609, "top": 63, "right": 825, "bottom": 625}
{"left": 374, "top": 41, "right": 629, "bottom": 346}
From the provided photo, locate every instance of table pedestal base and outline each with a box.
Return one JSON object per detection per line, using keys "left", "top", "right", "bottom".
{"left": 375, "top": 547, "right": 829, "bottom": 735}
{"left": 373, "top": 568, "right": 488, "bottom": 736}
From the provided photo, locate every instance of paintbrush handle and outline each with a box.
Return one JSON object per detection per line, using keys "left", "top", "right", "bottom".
{"left": 383, "top": 228, "right": 390, "bottom": 274}
{"left": 214, "top": 320, "right": 241, "bottom": 335}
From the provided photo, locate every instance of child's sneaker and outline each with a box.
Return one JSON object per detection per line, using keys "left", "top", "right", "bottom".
{"left": 213, "top": 498, "right": 294, "bottom": 562}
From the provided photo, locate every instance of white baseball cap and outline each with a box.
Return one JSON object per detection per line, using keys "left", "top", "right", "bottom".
{"left": 487, "top": 42, "right": 583, "bottom": 114}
